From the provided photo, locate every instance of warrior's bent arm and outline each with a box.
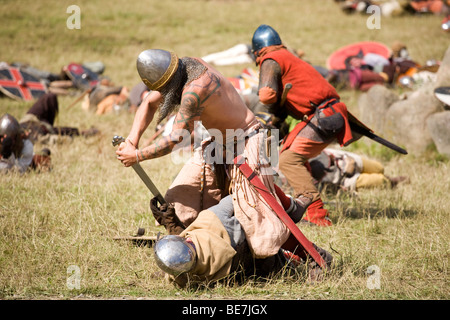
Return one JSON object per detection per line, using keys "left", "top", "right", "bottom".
{"left": 126, "top": 91, "right": 160, "bottom": 147}
{"left": 139, "top": 91, "right": 203, "bottom": 161}
{"left": 254, "top": 59, "right": 284, "bottom": 117}
{"left": 116, "top": 91, "right": 159, "bottom": 167}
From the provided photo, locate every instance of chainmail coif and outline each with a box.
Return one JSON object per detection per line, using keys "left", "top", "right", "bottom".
{"left": 157, "top": 57, "right": 207, "bottom": 124}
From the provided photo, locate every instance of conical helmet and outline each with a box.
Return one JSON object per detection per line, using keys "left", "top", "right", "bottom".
{"left": 251, "top": 24, "right": 282, "bottom": 54}
{"left": 136, "top": 49, "right": 179, "bottom": 91}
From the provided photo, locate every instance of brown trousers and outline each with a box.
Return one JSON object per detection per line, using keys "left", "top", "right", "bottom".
{"left": 278, "top": 149, "right": 320, "bottom": 203}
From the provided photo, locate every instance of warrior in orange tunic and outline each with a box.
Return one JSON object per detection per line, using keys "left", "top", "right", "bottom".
{"left": 251, "top": 24, "right": 357, "bottom": 226}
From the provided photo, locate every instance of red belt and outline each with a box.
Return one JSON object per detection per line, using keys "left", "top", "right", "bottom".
{"left": 233, "top": 155, "right": 327, "bottom": 269}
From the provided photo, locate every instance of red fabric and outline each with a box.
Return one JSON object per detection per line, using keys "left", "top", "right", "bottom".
{"left": 303, "top": 199, "right": 332, "bottom": 227}
{"left": 259, "top": 86, "right": 278, "bottom": 104}
{"left": 280, "top": 100, "right": 354, "bottom": 153}
{"left": 274, "top": 184, "right": 292, "bottom": 210}
{"left": 259, "top": 48, "right": 340, "bottom": 119}
{"left": 259, "top": 48, "right": 353, "bottom": 151}
{"left": 255, "top": 45, "right": 287, "bottom": 65}
{"left": 234, "top": 155, "right": 327, "bottom": 268}
{"left": 358, "top": 70, "right": 386, "bottom": 92}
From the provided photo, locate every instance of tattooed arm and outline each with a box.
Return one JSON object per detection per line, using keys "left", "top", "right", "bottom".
{"left": 139, "top": 91, "right": 204, "bottom": 161}
{"left": 117, "top": 89, "right": 204, "bottom": 167}
{"left": 117, "top": 70, "right": 219, "bottom": 167}
{"left": 127, "top": 91, "right": 160, "bottom": 147}
{"left": 136, "top": 70, "right": 220, "bottom": 163}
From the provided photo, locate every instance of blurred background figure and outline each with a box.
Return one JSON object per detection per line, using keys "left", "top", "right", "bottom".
{"left": 309, "top": 148, "right": 410, "bottom": 193}
{"left": 0, "top": 113, "right": 51, "bottom": 173}
{"left": 128, "top": 82, "right": 149, "bottom": 113}
{"left": 202, "top": 43, "right": 255, "bottom": 66}
{"left": 20, "top": 92, "right": 99, "bottom": 144}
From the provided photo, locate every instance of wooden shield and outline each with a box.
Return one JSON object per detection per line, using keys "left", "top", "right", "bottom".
{"left": 0, "top": 66, "right": 47, "bottom": 101}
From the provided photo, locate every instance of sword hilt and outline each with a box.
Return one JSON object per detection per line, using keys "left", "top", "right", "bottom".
{"left": 112, "top": 135, "right": 125, "bottom": 147}
{"left": 280, "top": 83, "right": 292, "bottom": 107}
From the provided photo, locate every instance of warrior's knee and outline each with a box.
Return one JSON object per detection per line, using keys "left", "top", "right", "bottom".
{"left": 279, "top": 149, "right": 307, "bottom": 172}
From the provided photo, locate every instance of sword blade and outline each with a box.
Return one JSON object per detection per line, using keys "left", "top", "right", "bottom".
{"left": 112, "top": 135, "right": 166, "bottom": 205}
{"left": 350, "top": 123, "right": 408, "bottom": 155}
{"left": 131, "top": 162, "right": 166, "bottom": 205}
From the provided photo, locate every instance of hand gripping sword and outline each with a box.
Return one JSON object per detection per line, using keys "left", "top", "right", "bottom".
{"left": 112, "top": 135, "right": 166, "bottom": 205}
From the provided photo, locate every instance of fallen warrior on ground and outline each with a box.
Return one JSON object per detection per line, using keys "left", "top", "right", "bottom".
{"left": 150, "top": 191, "right": 333, "bottom": 288}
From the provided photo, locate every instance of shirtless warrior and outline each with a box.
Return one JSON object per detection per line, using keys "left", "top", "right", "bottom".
{"left": 116, "top": 49, "right": 307, "bottom": 259}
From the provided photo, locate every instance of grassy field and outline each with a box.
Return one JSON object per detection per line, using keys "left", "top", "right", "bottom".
{"left": 0, "top": 0, "right": 449, "bottom": 300}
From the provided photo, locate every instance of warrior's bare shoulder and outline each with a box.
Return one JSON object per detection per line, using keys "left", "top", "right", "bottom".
{"left": 182, "top": 64, "right": 222, "bottom": 101}
{"left": 180, "top": 60, "right": 253, "bottom": 131}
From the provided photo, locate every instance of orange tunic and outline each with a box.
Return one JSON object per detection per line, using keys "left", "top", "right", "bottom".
{"left": 260, "top": 48, "right": 339, "bottom": 118}
{"left": 259, "top": 48, "right": 353, "bottom": 150}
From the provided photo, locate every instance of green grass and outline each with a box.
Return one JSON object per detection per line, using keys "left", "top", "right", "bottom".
{"left": 0, "top": 0, "right": 449, "bottom": 300}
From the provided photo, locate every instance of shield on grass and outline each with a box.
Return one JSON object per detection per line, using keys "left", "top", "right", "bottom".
{"left": 0, "top": 66, "right": 47, "bottom": 101}
{"left": 63, "top": 63, "right": 100, "bottom": 90}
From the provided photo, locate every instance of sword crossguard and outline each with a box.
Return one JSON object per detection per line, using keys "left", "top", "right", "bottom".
{"left": 112, "top": 135, "right": 125, "bottom": 147}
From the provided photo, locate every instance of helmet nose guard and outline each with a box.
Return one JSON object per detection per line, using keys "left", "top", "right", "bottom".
{"left": 136, "top": 49, "right": 179, "bottom": 91}
{"left": 153, "top": 235, "right": 196, "bottom": 276}
{"left": 251, "top": 24, "right": 282, "bottom": 54}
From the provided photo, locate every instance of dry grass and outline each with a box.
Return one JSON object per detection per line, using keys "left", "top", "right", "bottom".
{"left": 0, "top": 0, "right": 449, "bottom": 300}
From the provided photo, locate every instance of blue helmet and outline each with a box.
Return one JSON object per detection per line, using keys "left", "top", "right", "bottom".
{"left": 251, "top": 24, "right": 282, "bottom": 54}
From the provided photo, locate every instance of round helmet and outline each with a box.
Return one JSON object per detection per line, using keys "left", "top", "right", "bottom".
{"left": 136, "top": 49, "right": 179, "bottom": 91}
{"left": 251, "top": 24, "right": 282, "bottom": 55}
{"left": 154, "top": 235, "right": 196, "bottom": 276}
{"left": 0, "top": 114, "right": 21, "bottom": 138}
